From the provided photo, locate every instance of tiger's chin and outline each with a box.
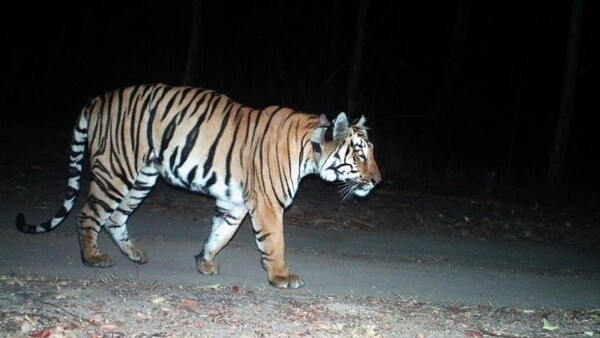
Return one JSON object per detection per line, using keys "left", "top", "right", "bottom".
{"left": 354, "top": 186, "right": 375, "bottom": 197}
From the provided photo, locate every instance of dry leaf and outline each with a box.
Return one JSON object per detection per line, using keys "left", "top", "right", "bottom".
{"left": 29, "top": 328, "right": 52, "bottom": 338}
{"left": 465, "top": 330, "right": 484, "bottom": 338}
{"left": 89, "top": 313, "right": 105, "bottom": 324}
{"left": 181, "top": 298, "right": 199, "bottom": 310}
{"left": 100, "top": 324, "right": 120, "bottom": 332}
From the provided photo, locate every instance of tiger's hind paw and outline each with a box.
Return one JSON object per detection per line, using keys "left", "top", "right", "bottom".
{"left": 270, "top": 274, "right": 304, "bottom": 289}
{"left": 83, "top": 254, "right": 116, "bottom": 268}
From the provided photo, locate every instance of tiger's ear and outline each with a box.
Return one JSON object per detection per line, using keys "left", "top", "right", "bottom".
{"left": 355, "top": 115, "right": 367, "bottom": 128}
{"left": 318, "top": 113, "right": 331, "bottom": 127}
{"left": 333, "top": 112, "right": 350, "bottom": 142}
{"left": 311, "top": 114, "right": 330, "bottom": 146}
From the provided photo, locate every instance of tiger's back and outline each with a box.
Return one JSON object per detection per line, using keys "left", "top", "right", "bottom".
{"left": 17, "top": 83, "right": 381, "bottom": 288}
{"left": 86, "top": 84, "right": 320, "bottom": 203}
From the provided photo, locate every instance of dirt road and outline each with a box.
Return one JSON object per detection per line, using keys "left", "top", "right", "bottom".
{"left": 2, "top": 201, "right": 599, "bottom": 309}
{"left": 1, "top": 164, "right": 599, "bottom": 336}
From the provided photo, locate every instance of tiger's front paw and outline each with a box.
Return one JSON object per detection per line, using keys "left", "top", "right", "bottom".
{"left": 198, "top": 260, "right": 220, "bottom": 275}
{"left": 129, "top": 247, "right": 148, "bottom": 264}
{"left": 269, "top": 274, "right": 304, "bottom": 289}
{"left": 83, "top": 254, "right": 116, "bottom": 268}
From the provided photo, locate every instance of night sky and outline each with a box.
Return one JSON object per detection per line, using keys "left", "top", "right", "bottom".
{"left": 1, "top": 1, "right": 599, "bottom": 199}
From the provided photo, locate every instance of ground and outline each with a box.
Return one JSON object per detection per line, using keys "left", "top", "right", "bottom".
{"left": 0, "top": 133, "right": 599, "bottom": 337}
{"left": 1, "top": 273, "right": 599, "bottom": 338}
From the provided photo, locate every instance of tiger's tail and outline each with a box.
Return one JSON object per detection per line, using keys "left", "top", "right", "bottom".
{"left": 16, "top": 111, "right": 89, "bottom": 234}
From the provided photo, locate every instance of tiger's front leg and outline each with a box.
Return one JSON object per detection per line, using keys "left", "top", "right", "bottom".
{"left": 250, "top": 202, "right": 304, "bottom": 289}
{"left": 196, "top": 200, "right": 247, "bottom": 275}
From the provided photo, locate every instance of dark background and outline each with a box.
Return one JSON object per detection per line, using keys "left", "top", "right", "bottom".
{"left": 1, "top": 0, "right": 599, "bottom": 203}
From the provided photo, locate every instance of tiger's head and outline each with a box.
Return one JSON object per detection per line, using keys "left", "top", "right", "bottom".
{"left": 313, "top": 112, "right": 381, "bottom": 199}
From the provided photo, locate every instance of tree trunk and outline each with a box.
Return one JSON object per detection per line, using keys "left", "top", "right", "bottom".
{"left": 328, "top": 0, "right": 342, "bottom": 70}
{"left": 346, "top": 0, "right": 369, "bottom": 114}
{"left": 507, "top": 51, "right": 530, "bottom": 182}
{"left": 432, "top": 0, "right": 470, "bottom": 122}
{"left": 183, "top": 0, "right": 202, "bottom": 86}
{"left": 545, "top": 0, "right": 584, "bottom": 195}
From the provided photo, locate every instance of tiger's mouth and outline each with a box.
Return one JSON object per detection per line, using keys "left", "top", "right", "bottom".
{"left": 338, "top": 178, "right": 377, "bottom": 200}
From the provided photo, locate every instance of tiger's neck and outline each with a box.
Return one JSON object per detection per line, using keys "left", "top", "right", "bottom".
{"left": 306, "top": 116, "right": 330, "bottom": 178}
{"left": 299, "top": 138, "right": 322, "bottom": 179}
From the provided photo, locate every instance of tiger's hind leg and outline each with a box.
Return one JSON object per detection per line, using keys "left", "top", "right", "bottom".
{"left": 104, "top": 166, "right": 159, "bottom": 264}
{"left": 77, "top": 164, "right": 157, "bottom": 268}
{"left": 77, "top": 182, "right": 130, "bottom": 268}
{"left": 196, "top": 200, "right": 248, "bottom": 275}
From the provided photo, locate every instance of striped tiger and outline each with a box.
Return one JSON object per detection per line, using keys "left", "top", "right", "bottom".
{"left": 16, "top": 84, "right": 381, "bottom": 288}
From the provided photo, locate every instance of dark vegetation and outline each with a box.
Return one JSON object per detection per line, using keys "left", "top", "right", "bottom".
{"left": 1, "top": 1, "right": 599, "bottom": 207}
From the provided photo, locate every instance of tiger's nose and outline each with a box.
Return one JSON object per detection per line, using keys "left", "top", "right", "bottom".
{"left": 371, "top": 176, "right": 381, "bottom": 185}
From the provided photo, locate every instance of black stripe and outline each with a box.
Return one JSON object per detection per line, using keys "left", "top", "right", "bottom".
{"left": 175, "top": 90, "right": 210, "bottom": 171}
{"left": 187, "top": 165, "right": 198, "bottom": 184}
{"left": 68, "top": 167, "right": 81, "bottom": 178}
{"left": 161, "top": 91, "right": 179, "bottom": 122}
{"left": 75, "top": 125, "right": 87, "bottom": 133}
{"left": 146, "top": 85, "right": 159, "bottom": 152}
{"left": 86, "top": 192, "right": 115, "bottom": 212}
{"left": 132, "top": 184, "right": 153, "bottom": 192}
{"left": 169, "top": 147, "right": 179, "bottom": 172}
{"left": 158, "top": 117, "right": 178, "bottom": 162}
{"left": 325, "top": 126, "right": 333, "bottom": 142}
{"left": 253, "top": 108, "right": 285, "bottom": 209}
{"left": 239, "top": 111, "right": 254, "bottom": 164}
{"left": 214, "top": 207, "right": 227, "bottom": 218}
{"left": 311, "top": 141, "right": 321, "bottom": 153}
{"left": 65, "top": 186, "right": 78, "bottom": 197}
{"left": 255, "top": 232, "right": 271, "bottom": 242}
{"left": 178, "top": 119, "right": 200, "bottom": 166}
{"left": 205, "top": 92, "right": 221, "bottom": 120}
{"left": 110, "top": 154, "right": 134, "bottom": 192}
{"left": 179, "top": 87, "right": 194, "bottom": 105}
{"left": 114, "top": 207, "right": 130, "bottom": 216}
{"left": 55, "top": 206, "right": 70, "bottom": 219}
{"left": 78, "top": 214, "right": 103, "bottom": 227}
{"left": 204, "top": 172, "right": 217, "bottom": 190}
{"left": 202, "top": 103, "right": 234, "bottom": 178}
{"left": 90, "top": 171, "right": 124, "bottom": 204}
{"left": 224, "top": 105, "right": 244, "bottom": 191}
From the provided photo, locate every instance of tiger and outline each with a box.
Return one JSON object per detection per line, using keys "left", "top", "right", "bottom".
{"left": 16, "top": 83, "right": 381, "bottom": 288}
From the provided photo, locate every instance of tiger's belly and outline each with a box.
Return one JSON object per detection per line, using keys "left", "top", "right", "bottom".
{"left": 158, "top": 164, "right": 245, "bottom": 205}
